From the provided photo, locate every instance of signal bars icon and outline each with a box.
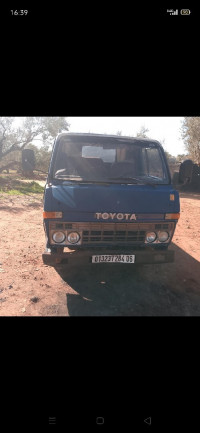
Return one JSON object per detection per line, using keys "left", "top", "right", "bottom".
{"left": 167, "top": 9, "right": 178, "bottom": 15}
{"left": 49, "top": 416, "right": 56, "bottom": 425}
{"left": 167, "top": 9, "right": 191, "bottom": 15}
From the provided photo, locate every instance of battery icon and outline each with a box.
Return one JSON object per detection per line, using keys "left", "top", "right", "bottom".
{"left": 180, "top": 9, "right": 191, "bottom": 15}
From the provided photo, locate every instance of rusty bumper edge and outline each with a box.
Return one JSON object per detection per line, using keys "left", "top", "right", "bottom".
{"left": 42, "top": 249, "right": 174, "bottom": 266}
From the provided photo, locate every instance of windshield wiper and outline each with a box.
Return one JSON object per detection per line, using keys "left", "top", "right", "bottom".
{"left": 109, "top": 176, "right": 141, "bottom": 182}
{"left": 108, "top": 176, "right": 157, "bottom": 186}
{"left": 54, "top": 175, "right": 81, "bottom": 180}
{"left": 54, "top": 176, "right": 112, "bottom": 185}
{"left": 54, "top": 174, "right": 157, "bottom": 186}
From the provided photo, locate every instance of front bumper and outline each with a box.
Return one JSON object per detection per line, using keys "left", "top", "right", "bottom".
{"left": 42, "top": 247, "right": 174, "bottom": 266}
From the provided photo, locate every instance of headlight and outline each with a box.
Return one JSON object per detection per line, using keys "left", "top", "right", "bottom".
{"left": 52, "top": 231, "right": 66, "bottom": 243}
{"left": 158, "top": 231, "right": 169, "bottom": 242}
{"left": 67, "top": 232, "right": 80, "bottom": 244}
{"left": 146, "top": 232, "right": 157, "bottom": 243}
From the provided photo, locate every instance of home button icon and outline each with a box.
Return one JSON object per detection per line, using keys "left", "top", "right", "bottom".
{"left": 96, "top": 417, "right": 105, "bottom": 425}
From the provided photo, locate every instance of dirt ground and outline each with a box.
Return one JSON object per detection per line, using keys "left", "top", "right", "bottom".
{"left": 0, "top": 189, "right": 200, "bottom": 316}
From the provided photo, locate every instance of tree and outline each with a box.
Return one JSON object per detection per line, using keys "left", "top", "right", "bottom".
{"left": 181, "top": 117, "right": 200, "bottom": 164}
{"left": 25, "top": 143, "right": 51, "bottom": 173}
{"left": 164, "top": 151, "right": 176, "bottom": 163}
{"left": 0, "top": 117, "right": 70, "bottom": 171}
{"left": 176, "top": 154, "right": 189, "bottom": 163}
{"left": 136, "top": 125, "right": 149, "bottom": 138}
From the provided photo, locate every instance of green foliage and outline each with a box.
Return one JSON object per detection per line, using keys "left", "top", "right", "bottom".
{"left": 0, "top": 179, "right": 44, "bottom": 194}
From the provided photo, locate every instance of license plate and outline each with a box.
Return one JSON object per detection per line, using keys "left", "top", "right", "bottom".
{"left": 92, "top": 254, "right": 135, "bottom": 263}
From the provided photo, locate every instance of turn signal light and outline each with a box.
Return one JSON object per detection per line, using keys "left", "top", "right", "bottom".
{"left": 43, "top": 211, "right": 63, "bottom": 219}
{"left": 165, "top": 213, "right": 180, "bottom": 220}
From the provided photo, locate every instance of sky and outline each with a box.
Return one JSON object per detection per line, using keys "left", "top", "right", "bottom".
{"left": 67, "top": 117, "right": 185, "bottom": 157}
{"left": 13, "top": 117, "right": 186, "bottom": 157}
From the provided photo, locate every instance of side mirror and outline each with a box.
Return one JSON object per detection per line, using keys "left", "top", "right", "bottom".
{"left": 22, "top": 149, "right": 35, "bottom": 171}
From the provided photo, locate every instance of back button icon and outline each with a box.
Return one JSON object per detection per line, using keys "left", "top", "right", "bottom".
{"left": 144, "top": 417, "right": 151, "bottom": 426}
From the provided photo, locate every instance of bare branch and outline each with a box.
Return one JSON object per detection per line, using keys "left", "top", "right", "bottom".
{"left": 0, "top": 116, "right": 70, "bottom": 162}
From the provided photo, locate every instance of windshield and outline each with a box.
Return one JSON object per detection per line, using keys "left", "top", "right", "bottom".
{"left": 52, "top": 136, "right": 169, "bottom": 184}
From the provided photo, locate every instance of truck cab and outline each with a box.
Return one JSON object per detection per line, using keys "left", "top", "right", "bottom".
{"left": 42, "top": 133, "right": 180, "bottom": 266}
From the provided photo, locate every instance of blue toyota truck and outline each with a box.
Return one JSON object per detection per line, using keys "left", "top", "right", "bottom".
{"left": 42, "top": 133, "right": 180, "bottom": 266}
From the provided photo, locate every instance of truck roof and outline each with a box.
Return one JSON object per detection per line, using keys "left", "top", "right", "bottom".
{"left": 56, "top": 132, "right": 162, "bottom": 147}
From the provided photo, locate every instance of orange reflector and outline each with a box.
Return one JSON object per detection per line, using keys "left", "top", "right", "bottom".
{"left": 170, "top": 194, "right": 175, "bottom": 201}
{"left": 43, "top": 211, "right": 63, "bottom": 219}
{"left": 165, "top": 213, "right": 180, "bottom": 220}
